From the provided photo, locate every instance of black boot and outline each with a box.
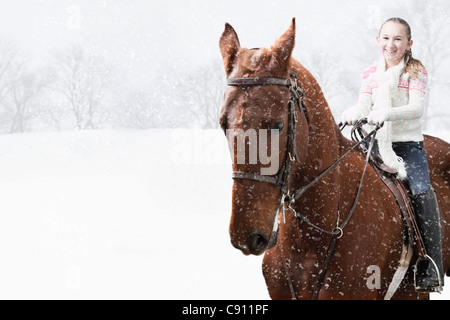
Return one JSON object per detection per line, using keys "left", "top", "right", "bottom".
{"left": 412, "top": 188, "right": 444, "bottom": 292}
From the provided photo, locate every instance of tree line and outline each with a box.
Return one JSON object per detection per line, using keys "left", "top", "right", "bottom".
{"left": 1, "top": 5, "right": 449, "bottom": 136}
{"left": 0, "top": 40, "right": 228, "bottom": 134}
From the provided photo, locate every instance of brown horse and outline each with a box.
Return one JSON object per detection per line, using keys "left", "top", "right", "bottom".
{"left": 219, "top": 18, "right": 450, "bottom": 300}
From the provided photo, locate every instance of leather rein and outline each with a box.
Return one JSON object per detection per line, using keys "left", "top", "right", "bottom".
{"left": 227, "top": 71, "right": 382, "bottom": 299}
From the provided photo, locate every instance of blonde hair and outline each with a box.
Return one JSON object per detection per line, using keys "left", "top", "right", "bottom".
{"left": 379, "top": 17, "right": 426, "bottom": 79}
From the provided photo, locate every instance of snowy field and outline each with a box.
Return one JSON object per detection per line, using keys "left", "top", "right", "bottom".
{"left": 0, "top": 128, "right": 449, "bottom": 300}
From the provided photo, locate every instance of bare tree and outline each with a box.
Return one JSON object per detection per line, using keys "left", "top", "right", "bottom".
{"left": 5, "top": 71, "right": 48, "bottom": 133}
{"left": 116, "top": 89, "right": 163, "bottom": 129}
{"left": 405, "top": 0, "right": 450, "bottom": 128}
{"left": 0, "top": 39, "right": 49, "bottom": 133}
{"left": 0, "top": 39, "right": 20, "bottom": 132}
{"left": 0, "top": 39, "right": 16, "bottom": 105}
{"left": 50, "top": 47, "right": 114, "bottom": 130}
{"left": 303, "top": 48, "right": 357, "bottom": 117}
{"left": 174, "top": 59, "right": 226, "bottom": 129}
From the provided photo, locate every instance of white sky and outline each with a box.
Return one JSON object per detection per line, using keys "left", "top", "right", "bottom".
{"left": 0, "top": 0, "right": 445, "bottom": 87}
{"left": 0, "top": 1, "right": 375, "bottom": 69}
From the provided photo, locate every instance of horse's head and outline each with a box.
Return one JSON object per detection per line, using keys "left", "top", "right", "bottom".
{"left": 219, "top": 19, "right": 309, "bottom": 255}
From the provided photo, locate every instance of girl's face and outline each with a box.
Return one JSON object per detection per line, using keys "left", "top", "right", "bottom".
{"left": 376, "top": 21, "right": 413, "bottom": 68}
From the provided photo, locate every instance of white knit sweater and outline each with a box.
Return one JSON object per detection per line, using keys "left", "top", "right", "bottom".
{"left": 353, "top": 59, "right": 428, "bottom": 142}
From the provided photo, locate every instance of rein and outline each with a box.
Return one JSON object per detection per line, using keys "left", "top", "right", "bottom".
{"left": 227, "top": 72, "right": 383, "bottom": 299}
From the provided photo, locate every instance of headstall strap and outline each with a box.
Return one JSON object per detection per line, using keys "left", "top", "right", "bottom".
{"left": 288, "top": 71, "right": 306, "bottom": 114}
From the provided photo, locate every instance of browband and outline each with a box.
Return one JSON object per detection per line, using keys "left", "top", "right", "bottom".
{"left": 227, "top": 77, "right": 291, "bottom": 87}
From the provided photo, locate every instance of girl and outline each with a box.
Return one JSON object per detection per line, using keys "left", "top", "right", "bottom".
{"left": 341, "top": 17, "right": 444, "bottom": 292}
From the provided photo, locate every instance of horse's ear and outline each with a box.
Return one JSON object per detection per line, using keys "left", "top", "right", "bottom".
{"left": 271, "top": 18, "right": 296, "bottom": 71}
{"left": 219, "top": 23, "right": 241, "bottom": 76}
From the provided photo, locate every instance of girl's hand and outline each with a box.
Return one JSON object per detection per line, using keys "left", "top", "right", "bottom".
{"left": 368, "top": 108, "right": 390, "bottom": 125}
{"left": 341, "top": 107, "right": 365, "bottom": 125}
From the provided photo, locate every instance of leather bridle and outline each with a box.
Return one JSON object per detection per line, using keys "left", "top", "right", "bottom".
{"left": 227, "top": 71, "right": 306, "bottom": 199}
{"left": 226, "top": 70, "right": 381, "bottom": 236}
{"left": 227, "top": 71, "right": 307, "bottom": 249}
{"left": 226, "top": 71, "right": 382, "bottom": 299}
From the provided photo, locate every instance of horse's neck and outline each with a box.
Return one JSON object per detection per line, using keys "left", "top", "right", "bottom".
{"left": 290, "top": 59, "right": 340, "bottom": 176}
{"left": 290, "top": 59, "right": 342, "bottom": 226}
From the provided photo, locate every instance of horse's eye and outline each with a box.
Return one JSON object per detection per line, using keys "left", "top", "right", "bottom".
{"left": 220, "top": 115, "right": 228, "bottom": 132}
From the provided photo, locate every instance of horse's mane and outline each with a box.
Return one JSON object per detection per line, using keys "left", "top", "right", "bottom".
{"left": 289, "top": 58, "right": 338, "bottom": 131}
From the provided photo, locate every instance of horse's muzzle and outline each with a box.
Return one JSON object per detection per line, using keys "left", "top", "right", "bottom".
{"left": 230, "top": 204, "right": 281, "bottom": 255}
{"left": 248, "top": 232, "right": 269, "bottom": 255}
{"left": 231, "top": 231, "right": 269, "bottom": 256}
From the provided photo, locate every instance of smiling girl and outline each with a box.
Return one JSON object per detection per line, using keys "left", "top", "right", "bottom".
{"left": 341, "top": 17, "right": 444, "bottom": 292}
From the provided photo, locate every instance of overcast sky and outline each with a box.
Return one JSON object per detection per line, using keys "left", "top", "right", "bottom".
{"left": 0, "top": 0, "right": 447, "bottom": 89}
{"left": 0, "top": 1, "right": 400, "bottom": 73}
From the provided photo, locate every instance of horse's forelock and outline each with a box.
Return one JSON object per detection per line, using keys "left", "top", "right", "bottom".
{"left": 233, "top": 47, "right": 289, "bottom": 78}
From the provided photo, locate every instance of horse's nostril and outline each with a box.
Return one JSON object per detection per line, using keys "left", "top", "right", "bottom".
{"left": 248, "top": 233, "right": 268, "bottom": 254}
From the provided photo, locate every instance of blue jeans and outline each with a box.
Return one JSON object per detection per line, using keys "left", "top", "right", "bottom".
{"left": 392, "top": 141, "right": 433, "bottom": 196}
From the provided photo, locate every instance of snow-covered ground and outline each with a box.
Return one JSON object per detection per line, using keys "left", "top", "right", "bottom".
{"left": 0, "top": 128, "right": 448, "bottom": 300}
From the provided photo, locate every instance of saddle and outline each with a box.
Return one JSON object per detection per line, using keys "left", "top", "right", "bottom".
{"left": 348, "top": 123, "right": 435, "bottom": 298}
{"left": 363, "top": 143, "right": 427, "bottom": 259}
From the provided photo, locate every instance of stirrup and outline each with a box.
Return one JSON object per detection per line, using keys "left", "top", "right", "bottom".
{"left": 414, "top": 254, "right": 444, "bottom": 293}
